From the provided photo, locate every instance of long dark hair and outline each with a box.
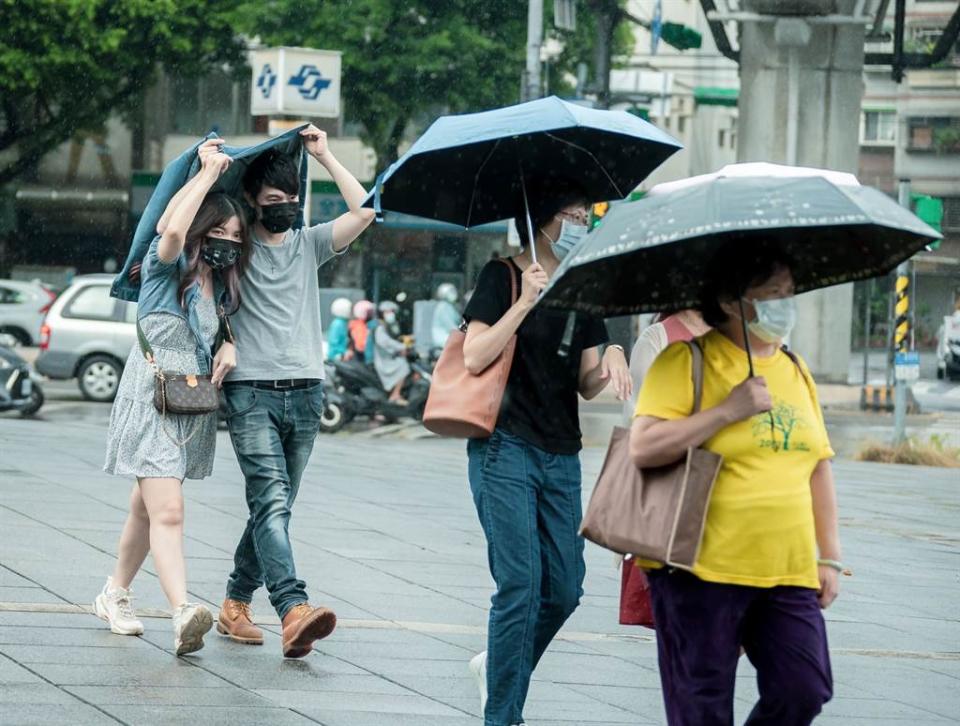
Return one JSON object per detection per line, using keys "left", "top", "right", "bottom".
{"left": 177, "top": 193, "right": 250, "bottom": 313}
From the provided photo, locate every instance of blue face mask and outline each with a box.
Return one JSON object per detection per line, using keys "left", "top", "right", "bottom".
{"left": 746, "top": 296, "right": 797, "bottom": 343}
{"left": 545, "top": 219, "right": 588, "bottom": 261}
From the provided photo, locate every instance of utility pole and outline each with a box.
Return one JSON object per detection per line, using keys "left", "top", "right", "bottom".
{"left": 892, "top": 178, "right": 918, "bottom": 445}
{"left": 524, "top": 0, "right": 544, "bottom": 101}
{"left": 588, "top": 0, "right": 621, "bottom": 109}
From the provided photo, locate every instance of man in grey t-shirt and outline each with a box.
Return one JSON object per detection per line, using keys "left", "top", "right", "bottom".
{"left": 218, "top": 125, "right": 374, "bottom": 658}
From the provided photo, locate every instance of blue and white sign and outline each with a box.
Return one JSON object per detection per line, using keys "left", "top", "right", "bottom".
{"left": 894, "top": 351, "right": 920, "bottom": 382}
{"left": 250, "top": 47, "right": 342, "bottom": 118}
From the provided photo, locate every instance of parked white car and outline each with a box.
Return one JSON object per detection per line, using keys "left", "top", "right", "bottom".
{"left": 34, "top": 275, "right": 137, "bottom": 402}
{"left": 0, "top": 279, "right": 57, "bottom": 346}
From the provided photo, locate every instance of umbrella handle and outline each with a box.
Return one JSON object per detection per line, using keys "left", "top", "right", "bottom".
{"left": 517, "top": 155, "right": 538, "bottom": 266}
{"left": 373, "top": 172, "right": 385, "bottom": 224}
{"left": 737, "top": 297, "right": 756, "bottom": 378}
{"left": 737, "top": 297, "right": 779, "bottom": 450}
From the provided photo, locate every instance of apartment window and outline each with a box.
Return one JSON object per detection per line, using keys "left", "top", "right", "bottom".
{"left": 861, "top": 110, "right": 896, "bottom": 145}
{"left": 678, "top": 116, "right": 687, "bottom": 134}
{"left": 943, "top": 197, "right": 960, "bottom": 233}
{"left": 907, "top": 116, "right": 960, "bottom": 153}
{"left": 718, "top": 129, "right": 726, "bottom": 147}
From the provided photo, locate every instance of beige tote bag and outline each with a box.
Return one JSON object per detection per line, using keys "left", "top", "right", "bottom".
{"left": 579, "top": 341, "right": 722, "bottom": 570}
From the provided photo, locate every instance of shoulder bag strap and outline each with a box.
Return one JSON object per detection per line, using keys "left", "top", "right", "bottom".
{"left": 781, "top": 345, "right": 818, "bottom": 407}
{"left": 499, "top": 257, "right": 519, "bottom": 306}
{"left": 137, "top": 318, "right": 155, "bottom": 364}
{"left": 687, "top": 339, "right": 706, "bottom": 414}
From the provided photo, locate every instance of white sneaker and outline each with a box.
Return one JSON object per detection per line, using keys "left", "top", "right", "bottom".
{"left": 469, "top": 650, "right": 488, "bottom": 715}
{"left": 172, "top": 602, "right": 213, "bottom": 656}
{"left": 93, "top": 577, "right": 144, "bottom": 635}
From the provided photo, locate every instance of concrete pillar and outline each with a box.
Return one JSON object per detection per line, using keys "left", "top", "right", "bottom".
{"left": 737, "top": 0, "right": 865, "bottom": 382}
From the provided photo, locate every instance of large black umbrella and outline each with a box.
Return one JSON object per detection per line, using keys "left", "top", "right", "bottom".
{"left": 539, "top": 166, "right": 941, "bottom": 318}
{"left": 362, "top": 96, "right": 682, "bottom": 232}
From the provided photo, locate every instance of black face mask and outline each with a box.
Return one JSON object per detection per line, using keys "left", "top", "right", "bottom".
{"left": 259, "top": 201, "right": 299, "bottom": 233}
{"left": 201, "top": 236, "right": 241, "bottom": 270}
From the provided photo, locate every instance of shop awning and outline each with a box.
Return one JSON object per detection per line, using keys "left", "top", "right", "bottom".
{"left": 694, "top": 87, "right": 738, "bottom": 107}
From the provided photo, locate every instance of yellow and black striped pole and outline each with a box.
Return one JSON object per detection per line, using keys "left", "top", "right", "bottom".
{"left": 894, "top": 273, "right": 910, "bottom": 353}
{"left": 893, "top": 179, "right": 913, "bottom": 444}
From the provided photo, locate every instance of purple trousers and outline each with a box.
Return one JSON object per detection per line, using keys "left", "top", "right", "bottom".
{"left": 647, "top": 569, "right": 832, "bottom": 726}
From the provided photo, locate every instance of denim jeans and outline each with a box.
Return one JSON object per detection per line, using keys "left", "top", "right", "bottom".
{"left": 224, "top": 382, "right": 325, "bottom": 620}
{"left": 467, "top": 428, "right": 586, "bottom": 726}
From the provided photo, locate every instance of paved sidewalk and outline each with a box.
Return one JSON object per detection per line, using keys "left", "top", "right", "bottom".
{"left": 0, "top": 416, "right": 958, "bottom": 725}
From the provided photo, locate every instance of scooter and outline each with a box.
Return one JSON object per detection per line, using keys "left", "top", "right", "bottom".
{"left": 0, "top": 333, "right": 44, "bottom": 417}
{"left": 328, "top": 351, "right": 431, "bottom": 425}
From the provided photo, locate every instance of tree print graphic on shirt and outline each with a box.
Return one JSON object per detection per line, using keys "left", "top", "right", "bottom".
{"left": 751, "top": 398, "right": 811, "bottom": 452}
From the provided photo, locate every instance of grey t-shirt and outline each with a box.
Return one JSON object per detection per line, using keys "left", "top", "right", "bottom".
{"left": 228, "top": 222, "right": 340, "bottom": 381}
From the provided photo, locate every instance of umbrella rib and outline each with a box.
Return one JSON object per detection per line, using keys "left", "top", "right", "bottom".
{"left": 544, "top": 132, "right": 624, "bottom": 198}
{"left": 465, "top": 138, "right": 502, "bottom": 229}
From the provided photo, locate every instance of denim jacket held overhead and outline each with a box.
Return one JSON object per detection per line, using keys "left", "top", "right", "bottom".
{"left": 111, "top": 125, "right": 309, "bottom": 304}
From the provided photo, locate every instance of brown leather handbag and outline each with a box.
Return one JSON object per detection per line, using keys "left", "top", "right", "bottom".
{"left": 579, "top": 340, "right": 723, "bottom": 570}
{"left": 137, "top": 318, "right": 220, "bottom": 447}
{"left": 423, "top": 259, "right": 518, "bottom": 439}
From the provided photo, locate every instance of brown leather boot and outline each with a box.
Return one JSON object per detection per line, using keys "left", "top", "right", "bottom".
{"left": 281, "top": 603, "right": 336, "bottom": 658}
{"left": 216, "top": 599, "right": 264, "bottom": 645}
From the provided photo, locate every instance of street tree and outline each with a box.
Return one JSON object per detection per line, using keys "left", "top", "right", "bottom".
{"left": 0, "top": 0, "right": 245, "bottom": 186}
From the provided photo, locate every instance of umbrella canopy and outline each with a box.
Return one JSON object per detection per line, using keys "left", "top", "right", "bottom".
{"left": 539, "top": 166, "right": 942, "bottom": 318}
{"left": 112, "top": 125, "right": 309, "bottom": 303}
{"left": 361, "top": 96, "right": 682, "bottom": 228}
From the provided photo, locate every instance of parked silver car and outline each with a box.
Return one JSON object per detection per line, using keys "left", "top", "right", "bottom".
{"left": 35, "top": 275, "right": 136, "bottom": 402}
{"left": 0, "top": 279, "right": 57, "bottom": 346}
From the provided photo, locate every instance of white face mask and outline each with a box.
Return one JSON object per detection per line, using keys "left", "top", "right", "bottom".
{"left": 745, "top": 296, "right": 797, "bottom": 343}
{"left": 543, "top": 218, "right": 588, "bottom": 261}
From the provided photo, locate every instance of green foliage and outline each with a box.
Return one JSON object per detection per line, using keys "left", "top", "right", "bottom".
{"left": 235, "top": 0, "right": 529, "bottom": 169}
{"left": 932, "top": 126, "right": 960, "bottom": 153}
{"left": 0, "top": 0, "right": 244, "bottom": 184}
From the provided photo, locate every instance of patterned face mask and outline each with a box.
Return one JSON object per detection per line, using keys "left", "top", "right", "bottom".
{"left": 201, "top": 237, "right": 241, "bottom": 270}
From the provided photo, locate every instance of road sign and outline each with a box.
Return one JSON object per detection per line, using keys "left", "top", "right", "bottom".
{"left": 895, "top": 351, "right": 920, "bottom": 382}
{"left": 250, "top": 47, "right": 342, "bottom": 118}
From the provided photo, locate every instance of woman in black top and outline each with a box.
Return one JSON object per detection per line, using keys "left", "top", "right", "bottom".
{"left": 462, "top": 179, "right": 631, "bottom": 726}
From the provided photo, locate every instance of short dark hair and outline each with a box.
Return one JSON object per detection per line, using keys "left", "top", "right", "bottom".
{"left": 243, "top": 150, "right": 300, "bottom": 199}
{"left": 698, "top": 239, "right": 795, "bottom": 328}
{"left": 513, "top": 176, "right": 589, "bottom": 248}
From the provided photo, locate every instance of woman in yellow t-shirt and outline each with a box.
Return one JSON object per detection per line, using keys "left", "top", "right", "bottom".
{"left": 630, "top": 240, "right": 843, "bottom": 726}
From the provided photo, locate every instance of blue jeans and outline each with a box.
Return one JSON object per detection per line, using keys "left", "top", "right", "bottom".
{"left": 467, "top": 429, "right": 586, "bottom": 726}
{"left": 224, "top": 382, "right": 325, "bottom": 620}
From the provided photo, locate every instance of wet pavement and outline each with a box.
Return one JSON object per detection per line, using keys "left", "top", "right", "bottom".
{"left": 0, "top": 406, "right": 958, "bottom": 725}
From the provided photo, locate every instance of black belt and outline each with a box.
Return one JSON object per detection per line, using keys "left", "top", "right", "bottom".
{"left": 225, "top": 379, "right": 321, "bottom": 391}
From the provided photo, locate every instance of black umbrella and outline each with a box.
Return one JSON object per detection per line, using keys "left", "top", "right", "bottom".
{"left": 540, "top": 170, "right": 941, "bottom": 319}
{"left": 362, "top": 96, "right": 682, "bottom": 262}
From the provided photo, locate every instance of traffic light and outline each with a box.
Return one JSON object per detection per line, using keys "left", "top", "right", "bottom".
{"left": 661, "top": 22, "right": 702, "bottom": 51}
{"left": 590, "top": 201, "right": 610, "bottom": 229}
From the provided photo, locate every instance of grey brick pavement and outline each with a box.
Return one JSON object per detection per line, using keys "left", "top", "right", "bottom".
{"left": 0, "top": 414, "right": 958, "bottom": 725}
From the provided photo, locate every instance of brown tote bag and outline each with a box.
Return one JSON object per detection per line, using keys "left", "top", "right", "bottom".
{"left": 579, "top": 341, "right": 723, "bottom": 570}
{"left": 423, "top": 259, "right": 518, "bottom": 439}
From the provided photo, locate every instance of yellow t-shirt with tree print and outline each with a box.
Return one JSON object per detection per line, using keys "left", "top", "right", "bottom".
{"left": 635, "top": 330, "right": 834, "bottom": 589}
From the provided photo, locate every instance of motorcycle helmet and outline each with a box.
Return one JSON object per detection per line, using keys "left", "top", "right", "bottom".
{"left": 435, "top": 283, "right": 459, "bottom": 304}
{"left": 331, "top": 297, "right": 353, "bottom": 319}
{"left": 353, "top": 299, "right": 375, "bottom": 321}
